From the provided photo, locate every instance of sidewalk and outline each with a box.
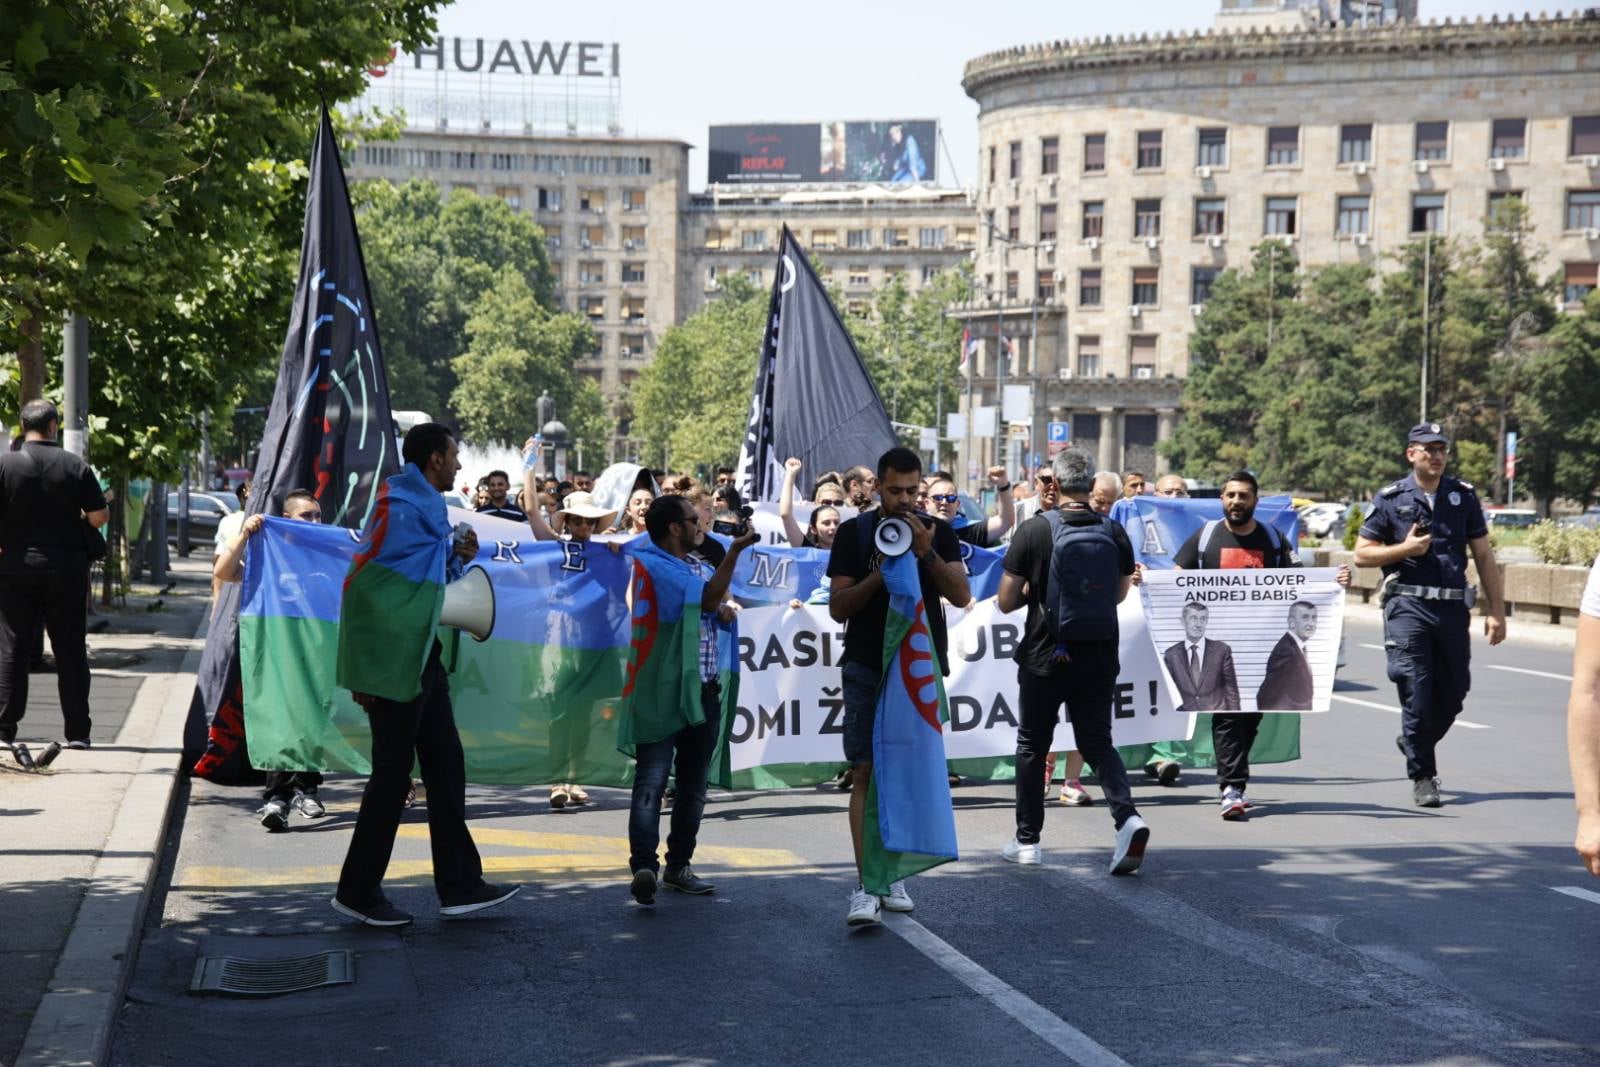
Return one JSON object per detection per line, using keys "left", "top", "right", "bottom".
{"left": 1, "top": 552, "right": 212, "bottom": 1067}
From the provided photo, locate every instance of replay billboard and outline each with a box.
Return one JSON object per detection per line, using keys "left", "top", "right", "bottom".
{"left": 708, "top": 120, "right": 938, "bottom": 185}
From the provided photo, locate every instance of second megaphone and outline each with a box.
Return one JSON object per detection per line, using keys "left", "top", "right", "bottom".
{"left": 440, "top": 565, "right": 496, "bottom": 642}
{"left": 873, "top": 516, "right": 914, "bottom": 558}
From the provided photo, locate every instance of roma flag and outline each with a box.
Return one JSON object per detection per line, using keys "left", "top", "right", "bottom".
{"left": 618, "top": 541, "right": 739, "bottom": 788}
{"left": 862, "top": 551, "right": 958, "bottom": 894}
{"left": 336, "top": 464, "right": 452, "bottom": 702}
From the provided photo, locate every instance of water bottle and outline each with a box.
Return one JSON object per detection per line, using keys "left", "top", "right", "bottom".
{"left": 523, "top": 434, "right": 543, "bottom": 471}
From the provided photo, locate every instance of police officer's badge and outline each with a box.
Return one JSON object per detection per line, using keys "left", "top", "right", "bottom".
{"left": 1449, "top": 491, "right": 1461, "bottom": 506}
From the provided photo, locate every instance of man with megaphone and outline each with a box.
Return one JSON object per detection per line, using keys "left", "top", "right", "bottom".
{"left": 330, "top": 422, "right": 520, "bottom": 928}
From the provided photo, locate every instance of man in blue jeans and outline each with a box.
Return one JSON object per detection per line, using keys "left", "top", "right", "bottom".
{"left": 624, "top": 495, "right": 756, "bottom": 905}
{"left": 828, "top": 447, "right": 970, "bottom": 928}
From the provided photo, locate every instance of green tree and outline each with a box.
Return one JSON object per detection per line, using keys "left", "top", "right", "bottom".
{"left": 1519, "top": 292, "right": 1600, "bottom": 506}
{"left": 848, "top": 265, "right": 970, "bottom": 456}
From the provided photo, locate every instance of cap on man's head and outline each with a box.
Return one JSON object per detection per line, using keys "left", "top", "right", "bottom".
{"left": 1407, "top": 422, "right": 1450, "bottom": 446}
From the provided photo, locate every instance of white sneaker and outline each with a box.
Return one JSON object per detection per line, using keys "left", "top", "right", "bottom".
{"left": 1239, "top": 791, "right": 1254, "bottom": 811}
{"left": 846, "top": 885, "right": 882, "bottom": 928}
{"left": 1219, "top": 788, "right": 1246, "bottom": 821}
{"left": 257, "top": 797, "right": 289, "bottom": 832}
{"left": 880, "top": 880, "right": 914, "bottom": 913}
{"left": 1109, "top": 814, "right": 1149, "bottom": 875}
{"left": 1001, "top": 838, "right": 1043, "bottom": 865}
{"left": 1060, "top": 779, "right": 1093, "bottom": 807}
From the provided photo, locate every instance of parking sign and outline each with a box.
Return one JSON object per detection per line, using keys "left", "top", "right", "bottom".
{"left": 1047, "top": 421, "right": 1070, "bottom": 456}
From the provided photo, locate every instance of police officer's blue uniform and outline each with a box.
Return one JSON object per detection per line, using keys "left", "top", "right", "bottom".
{"left": 1359, "top": 426, "right": 1488, "bottom": 785}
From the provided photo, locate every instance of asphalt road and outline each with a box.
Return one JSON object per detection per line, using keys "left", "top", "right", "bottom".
{"left": 111, "top": 617, "right": 1598, "bottom": 1066}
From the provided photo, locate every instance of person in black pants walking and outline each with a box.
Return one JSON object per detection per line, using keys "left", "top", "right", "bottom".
{"left": 0, "top": 401, "right": 109, "bottom": 751}
{"left": 996, "top": 447, "right": 1149, "bottom": 875}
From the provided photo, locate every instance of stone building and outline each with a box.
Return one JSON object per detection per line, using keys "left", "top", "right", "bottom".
{"left": 959, "top": 12, "right": 1600, "bottom": 480}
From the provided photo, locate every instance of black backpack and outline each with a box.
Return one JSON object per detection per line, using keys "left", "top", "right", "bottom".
{"left": 1042, "top": 509, "right": 1121, "bottom": 653}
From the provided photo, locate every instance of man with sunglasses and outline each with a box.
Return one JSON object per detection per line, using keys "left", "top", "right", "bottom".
{"left": 925, "top": 466, "right": 1014, "bottom": 548}
{"left": 1355, "top": 423, "right": 1505, "bottom": 808}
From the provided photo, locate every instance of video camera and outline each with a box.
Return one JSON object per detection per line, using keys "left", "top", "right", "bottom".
{"left": 712, "top": 505, "right": 755, "bottom": 538}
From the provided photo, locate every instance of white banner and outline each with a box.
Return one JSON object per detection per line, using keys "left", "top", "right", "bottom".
{"left": 1139, "top": 568, "right": 1346, "bottom": 713}
{"left": 727, "top": 597, "right": 1194, "bottom": 771}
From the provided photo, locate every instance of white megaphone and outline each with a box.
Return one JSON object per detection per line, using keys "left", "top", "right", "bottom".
{"left": 439, "top": 565, "right": 496, "bottom": 642}
{"left": 873, "top": 515, "right": 914, "bottom": 558}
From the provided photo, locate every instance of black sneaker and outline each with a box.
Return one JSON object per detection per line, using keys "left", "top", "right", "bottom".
{"left": 439, "top": 882, "right": 521, "bottom": 918}
{"left": 331, "top": 895, "right": 413, "bottom": 927}
{"left": 662, "top": 865, "right": 715, "bottom": 895}
{"left": 1412, "top": 777, "right": 1442, "bottom": 808}
{"left": 630, "top": 869, "right": 657, "bottom": 906}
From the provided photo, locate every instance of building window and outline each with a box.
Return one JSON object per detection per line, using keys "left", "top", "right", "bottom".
{"left": 1006, "top": 206, "right": 1020, "bottom": 241}
{"left": 622, "top": 296, "right": 646, "bottom": 322}
{"left": 1339, "top": 123, "right": 1373, "bottom": 164}
{"left": 1079, "top": 268, "right": 1102, "bottom": 307}
{"left": 847, "top": 228, "right": 871, "bottom": 249}
{"left": 885, "top": 227, "right": 909, "bottom": 248}
{"left": 1041, "top": 136, "right": 1059, "bottom": 175}
{"left": 1005, "top": 271, "right": 1019, "bottom": 300}
{"left": 921, "top": 265, "right": 940, "bottom": 284}
{"left": 703, "top": 228, "right": 725, "bottom": 250}
{"left": 848, "top": 265, "right": 870, "bottom": 287}
{"left": 1573, "top": 116, "right": 1600, "bottom": 157}
{"left": 1566, "top": 190, "right": 1600, "bottom": 230}
{"left": 918, "top": 227, "right": 945, "bottom": 248}
{"left": 580, "top": 224, "right": 604, "bottom": 248}
{"left": 1194, "top": 198, "right": 1226, "bottom": 236}
{"left": 1411, "top": 192, "right": 1446, "bottom": 233}
{"left": 811, "top": 229, "right": 837, "bottom": 250}
{"left": 1082, "top": 201, "right": 1104, "bottom": 239}
{"left": 1566, "top": 262, "right": 1598, "bottom": 304}
{"left": 955, "top": 226, "right": 976, "bottom": 248}
{"left": 544, "top": 228, "right": 562, "bottom": 251}
{"left": 579, "top": 260, "right": 604, "bottom": 285}
{"left": 705, "top": 265, "right": 720, "bottom": 289}
{"left": 1487, "top": 191, "right": 1523, "bottom": 230}
{"left": 1134, "top": 199, "right": 1161, "bottom": 238}
{"left": 1491, "top": 119, "right": 1527, "bottom": 159}
{"left": 1337, "top": 195, "right": 1371, "bottom": 235}
{"left": 1084, "top": 133, "right": 1106, "bottom": 173}
{"left": 1192, "top": 267, "right": 1219, "bottom": 306}
{"left": 1037, "top": 271, "right": 1056, "bottom": 301}
{"left": 1197, "top": 127, "right": 1227, "bottom": 168}
{"left": 493, "top": 185, "right": 522, "bottom": 210}
{"left": 1038, "top": 203, "right": 1058, "bottom": 242}
{"left": 579, "top": 188, "right": 606, "bottom": 212}
{"left": 1130, "top": 335, "right": 1157, "bottom": 378}
{"left": 1137, "top": 130, "right": 1163, "bottom": 170}
{"left": 1076, "top": 336, "right": 1101, "bottom": 378}
{"left": 745, "top": 268, "right": 762, "bottom": 285}
{"left": 1265, "top": 196, "right": 1298, "bottom": 235}
{"left": 1414, "top": 121, "right": 1449, "bottom": 161}
{"left": 1132, "top": 267, "right": 1159, "bottom": 307}
{"left": 621, "top": 333, "right": 646, "bottom": 359}
{"left": 620, "top": 189, "right": 645, "bottom": 213}
{"left": 1266, "top": 126, "right": 1300, "bottom": 166}
{"left": 621, "top": 262, "right": 645, "bottom": 284}
{"left": 621, "top": 225, "right": 646, "bottom": 250}
{"left": 579, "top": 295, "right": 604, "bottom": 320}
{"left": 742, "top": 230, "right": 768, "bottom": 250}
{"left": 537, "top": 187, "right": 563, "bottom": 211}
{"left": 1008, "top": 140, "right": 1022, "bottom": 180}
{"left": 988, "top": 145, "right": 996, "bottom": 184}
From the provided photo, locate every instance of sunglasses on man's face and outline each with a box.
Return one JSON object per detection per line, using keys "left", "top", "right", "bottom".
{"left": 929, "top": 494, "right": 959, "bottom": 504}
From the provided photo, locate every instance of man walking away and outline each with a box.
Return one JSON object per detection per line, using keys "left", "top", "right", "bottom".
{"left": 0, "top": 400, "right": 109, "bottom": 751}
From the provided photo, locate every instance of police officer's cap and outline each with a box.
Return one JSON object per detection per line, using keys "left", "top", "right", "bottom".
{"left": 1407, "top": 422, "right": 1450, "bottom": 446}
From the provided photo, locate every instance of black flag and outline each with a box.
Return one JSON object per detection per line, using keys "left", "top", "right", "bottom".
{"left": 736, "top": 225, "right": 896, "bottom": 501}
{"left": 188, "top": 108, "right": 401, "bottom": 779}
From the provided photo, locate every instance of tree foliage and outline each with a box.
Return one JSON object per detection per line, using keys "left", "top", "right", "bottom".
{"left": 845, "top": 264, "right": 969, "bottom": 453}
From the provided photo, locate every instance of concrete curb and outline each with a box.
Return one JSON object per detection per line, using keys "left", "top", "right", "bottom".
{"left": 16, "top": 609, "right": 210, "bottom": 1067}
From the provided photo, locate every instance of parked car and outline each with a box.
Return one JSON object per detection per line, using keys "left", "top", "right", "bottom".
{"left": 1299, "top": 502, "right": 1348, "bottom": 539}
{"left": 165, "top": 491, "right": 237, "bottom": 542}
{"left": 1484, "top": 507, "right": 1538, "bottom": 529}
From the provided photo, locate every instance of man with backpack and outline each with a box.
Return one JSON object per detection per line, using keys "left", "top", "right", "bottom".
{"left": 996, "top": 448, "right": 1149, "bottom": 875}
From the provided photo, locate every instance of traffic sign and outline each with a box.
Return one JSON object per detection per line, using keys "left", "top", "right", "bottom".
{"left": 1047, "top": 420, "right": 1070, "bottom": 456}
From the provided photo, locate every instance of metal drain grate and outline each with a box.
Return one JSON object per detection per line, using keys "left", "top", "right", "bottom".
{"left": 190, "top": 949, "right": 355, "bottom": 996}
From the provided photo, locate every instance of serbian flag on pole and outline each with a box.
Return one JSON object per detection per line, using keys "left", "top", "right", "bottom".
{"left": 862, "top": 550, "right": 958, "bottom": 894}
{"left": 959, "top": 325, "right": 976, "bottom": 372}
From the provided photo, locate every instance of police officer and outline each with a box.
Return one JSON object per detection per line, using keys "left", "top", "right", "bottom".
{"left": 1354, "top": 422, "right": 1505, "bottom": 808}
{"left": 0, "top": 400, "right": 110, "bottom": 751}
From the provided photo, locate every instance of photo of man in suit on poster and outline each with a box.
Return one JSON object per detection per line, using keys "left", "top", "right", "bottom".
{"left": 1161, "top": 602, "right": 1240, "bottom": 712}
{"left": 1256, "top": 601, "right": 1317, "bottom": 711}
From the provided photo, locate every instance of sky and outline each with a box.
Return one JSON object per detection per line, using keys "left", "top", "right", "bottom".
{"left": 426, "top": 1, "right": 1551, "bottom": 191}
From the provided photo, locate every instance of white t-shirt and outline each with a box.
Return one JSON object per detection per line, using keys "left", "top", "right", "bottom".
{"left": 214, "top": 510, "right": 246, "bottom": 548}
{"left": 1582, "top": 556, "right": 1600, "bottom": 619}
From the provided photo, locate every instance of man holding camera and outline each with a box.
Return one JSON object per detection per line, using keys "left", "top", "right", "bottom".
{"left": 1355, "top": 423, "right": 1505, "bottom": 808}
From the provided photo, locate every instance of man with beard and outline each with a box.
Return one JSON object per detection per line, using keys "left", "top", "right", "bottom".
{"left": 1355, "top": 423, "right": 1505, "bottom": 808}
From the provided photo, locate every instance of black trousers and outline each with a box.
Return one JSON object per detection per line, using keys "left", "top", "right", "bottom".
{"left": 336, "top": 644, "right": 483, "bottom": 906}
{"left": 1211, "top": 713, "right": 1262, "bottom": 791}
{"left": 1015, "top": 653, "right": 1137, "bottom": 843}
{"left": 0, "top": 569, "right": 91, "bottom": 744}
{"left": 1386, "top": 598, "right": 1471, "bottom": 781}
{"left": 263, "top": 770, "right": 324, "bottom": 802}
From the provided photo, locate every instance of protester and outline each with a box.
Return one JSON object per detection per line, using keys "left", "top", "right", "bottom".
{"left": 572, "top": 470, "right": 595, "bottom": 494}
{"left": 777, "top": 458, "right": 841, "bottom": 549}
{"left": 1090, "top": 471, "right": 1123, "bottom": 517}
{"left": 711, "top": 483, "right": 742, "bottom": 517}
{"left": 926, "top": 467, "right": 1014, "bottom": 547}
{"left": 1568, "top": 554, "right": 1600, "bottom": 876}
{"left": 213, "top": 489, "right": 331, "bottom": 830}
{"left": 1354, "top": 422, "right": 1505, "bottom": 808}
{"left": 1014, "top": 469, "right": 1058, "bottom": 530}
{"left": 713, "top": 467, "right": 736, "bottom": 489}
{"left": 475, "top": 469, "right": 527, "bottom": 523}
{"left": 620, "top": 496, "right": 758, "bottom": 906}
{"left": 610, "top": 487, "right": 653, "bottom": 536}
{"left": 331, "top": 423, "right": 519, "bottom": 927}
{"left": 997, "top": 447, "right": 1148, "bottom": 874}
{"left": 214, "top": 481, "right": 251, "bottom": 547}
{"left": 473, "top": 478, "right": 490, "bottom": 509}
{"left": 1153, "top": 474, "right": 1189, "bottom": 498}
{"left": 813, "top": 473, "right": 846, "bottom": 507}
{"left": 1122, "top": 471, "right": 1148, "bottom": 498}
{"left": 842, "top": 465, "right": 877, "bottom": 511}
{"left": 829, "top": 447, "right": 970, "bottom": 927}
{"left": 0, "top": 400, "right": 109, "bottom": 752}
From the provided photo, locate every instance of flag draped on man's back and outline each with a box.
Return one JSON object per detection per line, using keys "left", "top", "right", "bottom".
{"left": 189, "top": 107, "right": 401, "bottom": 778}
{"left": 862, "top": 551, "right": 958, "bottom": 894}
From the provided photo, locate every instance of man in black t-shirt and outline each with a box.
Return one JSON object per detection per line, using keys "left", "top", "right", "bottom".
{"left": 997, "top": 448, "right": 1150, "bottom": 875}
{"left": 0, "top": 401, "right": 109, "bottom": 749}
{"left": 828, "top": 447, "right": 969, "bottom": 928}
{"left": 474, "top": 469, "right": 527, "bottom": 523}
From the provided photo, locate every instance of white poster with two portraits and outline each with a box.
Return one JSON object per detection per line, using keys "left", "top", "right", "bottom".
{"left": 1139, "top": 568, "right": 1346, "bottom": 713}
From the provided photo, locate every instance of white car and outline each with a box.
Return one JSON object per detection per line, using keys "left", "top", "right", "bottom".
{"left": 1300, "top": 502, "right": 1348, "bottom": 539}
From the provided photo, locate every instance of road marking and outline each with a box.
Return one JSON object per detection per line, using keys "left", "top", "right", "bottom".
{"left": 1488, "top": 664, "right": 1572, "bottom": 682}
{"left": 883, "top": 913, "right": 1130, "bottom": 1067}
{"left": 1550, "top": 886, "right": 1600, "bottom": 906}
{"left": 1330, "top": 694, "right": 1490, "bottom": 729}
